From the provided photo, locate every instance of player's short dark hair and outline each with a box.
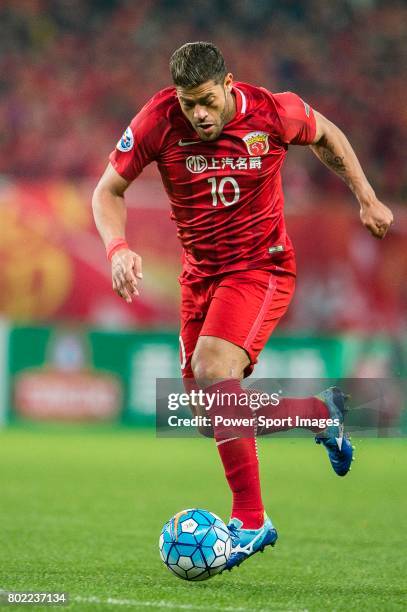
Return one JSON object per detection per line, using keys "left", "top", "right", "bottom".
{"left": 170, "top": 42, "right": 227, "bottom": 88}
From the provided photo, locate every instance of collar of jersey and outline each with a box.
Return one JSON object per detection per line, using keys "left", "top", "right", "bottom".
{"left": 232, "top": 85, "right": 247, "bottom": 118}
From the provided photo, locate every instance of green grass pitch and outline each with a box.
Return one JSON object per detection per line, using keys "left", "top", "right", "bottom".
{"left": 0, "top": 428, "right": 406, "bottom": 611}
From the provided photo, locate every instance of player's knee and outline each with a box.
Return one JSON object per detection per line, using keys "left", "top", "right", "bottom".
{"left": 191, "top": 354, "right": 226, "bottom": 387}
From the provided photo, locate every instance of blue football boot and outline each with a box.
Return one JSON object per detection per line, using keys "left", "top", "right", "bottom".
{"left": 315, "top": 386, "right": 355, "bottom": 476}
{"left": 224, "top": 513, "right": 277, "bottom": 571}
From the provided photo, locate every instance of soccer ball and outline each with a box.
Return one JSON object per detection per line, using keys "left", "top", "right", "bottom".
{"left": 159, "top": 508, "right": 231, "bottom": 581}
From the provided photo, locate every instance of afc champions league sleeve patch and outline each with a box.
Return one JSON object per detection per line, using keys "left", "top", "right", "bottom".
{"left": 116, "top": 126, "right": 134, "bottom": 152}
{"left": 242, "top": 131, "right": 269, "bottom": 156}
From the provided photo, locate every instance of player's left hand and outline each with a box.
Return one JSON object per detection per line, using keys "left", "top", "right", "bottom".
{"left": 359, "top": 198, "right": 394, "bottom": 239}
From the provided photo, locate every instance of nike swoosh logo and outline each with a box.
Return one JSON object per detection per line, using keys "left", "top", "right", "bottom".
{"left": 178, "top": 139, "right": 201, "bottom": 146}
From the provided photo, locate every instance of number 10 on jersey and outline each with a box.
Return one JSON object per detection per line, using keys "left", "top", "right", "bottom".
{"left": 207, "top": 177, "right": 240, "bottom": 207}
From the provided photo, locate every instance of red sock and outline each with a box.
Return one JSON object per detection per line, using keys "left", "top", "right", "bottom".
{"left": 217, "top": 437, "right": 264, "bottom": 529}
{"left": 205, "top": 379, "right": 264, "bottom": 529}
{"left": 254, "top": 395, "right": 329, "bottom": 435}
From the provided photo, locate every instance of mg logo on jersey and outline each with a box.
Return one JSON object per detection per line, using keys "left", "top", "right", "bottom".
{"left": 242, "top": 131, "right": 269, "bottom": 156}
{"left": 186, "top": 155, "right": 208, "bottom": 173}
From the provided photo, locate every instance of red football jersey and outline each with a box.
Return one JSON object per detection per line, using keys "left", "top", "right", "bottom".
{"left": 109, "top": 82, "right": 316, "bottom": 282}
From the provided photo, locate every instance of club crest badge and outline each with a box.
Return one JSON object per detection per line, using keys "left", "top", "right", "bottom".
{"left": 242, "top": 131, "right": 269, "bottom": 156}
{"left": 117, "top": 126, "right": 134, "bottom": 152}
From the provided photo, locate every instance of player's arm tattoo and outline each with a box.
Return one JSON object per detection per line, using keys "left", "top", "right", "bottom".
{"left": 309, "top": 117, "right": 374, "bottom": 199}
{"left": 320, "top": 138, "right": 346, "bottom": 174}
{"left": 310, "top": 135, "right": 347, "bottom": 179}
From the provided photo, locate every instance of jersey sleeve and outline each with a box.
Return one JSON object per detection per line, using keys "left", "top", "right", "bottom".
{"left": 272, "top": 91, "right": 316, "bottom": 145}
{"left": 109, "top": 98, "right": 163, "bottom": 181}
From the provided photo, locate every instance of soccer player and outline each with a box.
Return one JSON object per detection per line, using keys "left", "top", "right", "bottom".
{"left": 92, "top": 42, "right": 393, "bottom": 570}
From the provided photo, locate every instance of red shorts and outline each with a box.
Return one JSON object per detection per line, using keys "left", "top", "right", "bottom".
{"left": 179, "top": 268, "right": 296, "bottom": 378}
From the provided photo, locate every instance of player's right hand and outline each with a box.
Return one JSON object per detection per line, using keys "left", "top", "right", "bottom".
{"left": 111, "top": 249, "right": 142, "bottom": 303}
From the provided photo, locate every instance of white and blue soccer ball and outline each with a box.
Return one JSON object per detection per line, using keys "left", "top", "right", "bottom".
{"left": 159, "top": 508, "right": 231, "bottom": 581}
